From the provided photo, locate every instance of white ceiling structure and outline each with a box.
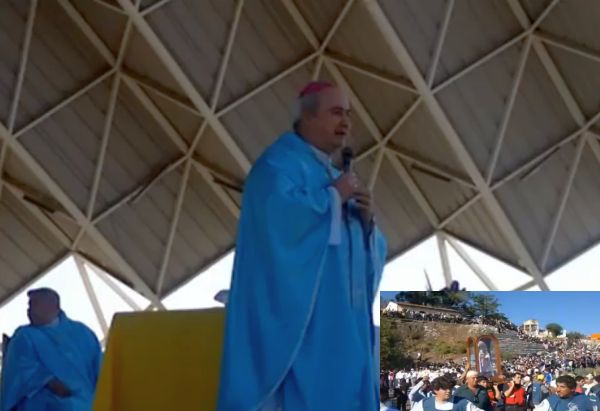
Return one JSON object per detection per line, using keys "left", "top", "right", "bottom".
{"left": 2, "top": 0, "right": 600, "bottom": 308}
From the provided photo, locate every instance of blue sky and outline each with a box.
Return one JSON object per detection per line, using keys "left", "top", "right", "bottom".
{"left": 380, "top": 291, "right": 600, "bottom": 336}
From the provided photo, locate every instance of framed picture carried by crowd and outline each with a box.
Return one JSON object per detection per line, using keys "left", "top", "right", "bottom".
{"left": 466, "top": 334, "right": 502, "bottom": 379}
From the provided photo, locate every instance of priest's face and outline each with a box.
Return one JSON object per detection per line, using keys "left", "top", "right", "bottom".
{"left": 27, "top": 294, "right": 59, "bottom": 326}
{"left": 310, "top": 87, "right": 351, "bottom": 153}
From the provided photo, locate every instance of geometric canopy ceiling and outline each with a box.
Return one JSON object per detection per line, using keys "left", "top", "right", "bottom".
{"left": 2, "top": 0, "right": 600, "bottom": 307}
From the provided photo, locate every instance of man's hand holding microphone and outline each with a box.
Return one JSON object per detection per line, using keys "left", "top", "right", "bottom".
{"left": 332, "top": 172, "right": 374, "bottom": 225}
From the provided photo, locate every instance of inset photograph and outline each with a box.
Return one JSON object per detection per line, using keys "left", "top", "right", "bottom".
{"left": 379, "top": 291, "right": 600, "bottom": 411}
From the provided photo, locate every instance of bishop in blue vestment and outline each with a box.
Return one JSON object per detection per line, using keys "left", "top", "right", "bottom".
{"left": 217, "top": 82, "right": 387, "bottom": 411}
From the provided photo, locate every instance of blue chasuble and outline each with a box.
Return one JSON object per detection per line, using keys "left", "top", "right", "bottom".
{"left": 217, "top": 132, "right": 387, "bottom": 411}
{"left": 1, "top": 311, "right": 102, "bottom": 411}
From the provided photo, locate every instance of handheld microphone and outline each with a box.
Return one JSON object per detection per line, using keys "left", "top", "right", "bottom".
{"left": 341, "top": 147, "right": 354, "bottom": 213}
{"left": 341, "top": 146, "right": 354, "bottom": 173}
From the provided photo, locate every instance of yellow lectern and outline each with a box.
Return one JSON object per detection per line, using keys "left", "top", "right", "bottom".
{"left": 93, "top": 308, "right": 224, "bottom": 411}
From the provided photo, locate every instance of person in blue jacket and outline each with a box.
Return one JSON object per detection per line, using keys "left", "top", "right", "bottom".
{"left": 534, "top": 375, "right": 596, "bottom": 411}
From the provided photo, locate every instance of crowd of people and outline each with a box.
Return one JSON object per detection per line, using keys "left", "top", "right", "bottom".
{"left": 504, "top": 340, "right": 600, "bottom": 376}
{"left": 382, "top": 308, "right": 518, "bottom": 332}
{"left": 381, "top": 339, "right": 600, "bottom": 411}
{"left": 381, "top": 367, "right": 600, "bottom": 411}
{"left": 516, "top": 329, "right": 546, "bottom": 344}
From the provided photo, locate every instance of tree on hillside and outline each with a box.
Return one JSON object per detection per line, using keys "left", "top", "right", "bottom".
{"left": 566, "top": 331, "right": 585, "bottom": 347}
{"left": 380, "top": 318, "right": 411, "bottom": 370}
{"left": 566, "top": 331, "right": 585, "bottom": 340}
{"left": 546, "top": 323, "right": 563, "bottom": 337}
{"left": 469, "top": 293, "right": 500, "bottom": 317}
{"left": 438, "top": 290, "right": 469, "bottom": 310}
{"left": 395, "top": 291, "right": 468, "bottom": 310}
{"left": 395, "top": 291, "right": 438, "bottom": 306}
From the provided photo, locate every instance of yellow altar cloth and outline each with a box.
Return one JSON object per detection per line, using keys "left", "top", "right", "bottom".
{"left": 93, "top": 308, "right": 224, "bottom": 411}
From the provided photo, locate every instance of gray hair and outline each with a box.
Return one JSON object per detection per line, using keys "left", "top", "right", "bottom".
{"left": 292, "top": 92, "right": 321, "bottom": 132}
{"left": 466, "top": 370, "right": 479, "bottom": 379}
{"left": 28, "top": 287, "right": 60, "bottom": 308}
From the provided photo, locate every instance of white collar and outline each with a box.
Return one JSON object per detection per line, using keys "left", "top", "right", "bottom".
{"left": 310, "top": 145, "right": 332, "bottom": 168}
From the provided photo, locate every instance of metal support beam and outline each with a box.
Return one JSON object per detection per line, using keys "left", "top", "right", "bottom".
{"left": 74, "top": 254, "right": 108, "bottom": 337}
{"left": 90, "top": 0, "right": 126, "bottom": 15}
{"left": 384, "top": 150, "right": 440, "bottom": 227}
{"left": 141, "top": 0, "right": 173, "bottom": 17}
{"left": 156, "top": 0, "right": 244, "bottom": 295}
{"left": 513, "top": 279, "right": 539, "bottom": 291}
{"left": 445, "top": 234, "right": 499, "bottom": 290}
{"left": 367, "top": 143, "right": 386, "bottom": 191}
{"left": 438, "top": 194, "right": 482, "bottom": 229}
{"left": 84, "top": 257, "right": 143, "bottom": 311}
{"left": 58, "top": 0, "right": 241, "bottom": 223}
{"left": 72, "top": 5, "right": 136, "bottom": 251}
{"left": 311, "top": 0, "right": 354, "bottom": 81}
{"left": 436, "top": 232, "right": 452, "bottom": 287}
{"left": 85, "top": 73, "right": 121, "bottom": 220}
{"left": 154, "top": 123, "right": 213, "bottom": 296}
{"left": 324, "top": 52, "right": 417, "bottom": 94}
{"left": 155, "top": 159, "right": 192, "bottom": 295}
{"left": 210, "top": 0, "right": 244, "bottom": 112}
{"left": 540, "top": 134, "right": 588, "bottom": 270}
{"left": 432, "top": 0, "right": 555, "bottom": 93}
{"left": 384, "top": 144, "right": 477, "bottom": 191}
{"left": 14, "top": 68, "right": 117, "bottom": 139}
{"left": 426, "top": 0, "right": 454, "bottom": 87}
{"left": 72, "top": 72, "right": 122, "bottom": 250}
{"left": 126, "top": 76, "right": 242, "bottom": 216}
{"left": 6, "top": 0, "right": 37, "bottom": 133}
{"left": 0, "top": 121, "right": 166, "bottom": 308}
{"left": 509, "top": 1, "right": 583, "bottom": 122}
{"left": 485, "top": 35, "right": 533, "bottom": 184}
{"left": 508, "top": 0, "right": 600, "bottom": 174}
{"left": 321, "top": 1, "right": 355, "bottom": 54}
{"left": 216, "top": 51, "right": 320, "bottom": 118}
{"left": 3, "top": 183, "right": 73, "bottom": 249}
{"left": 535, "top": 30, "right": 600, "bottom": 65}
{"left": 121, "top": 69, "right": 200, "bottom": 117}
{"left": 506, "top": 0, "right": 600, "bottom": 267}
{"left": 362, "top": 0, "right": 549, "bottom": 290}
{"left": 433, "top": 31, "right": 529, "bottom": 93}
{"left": 115, "top": 0, "right": 252, "bottom": 174}
{"left": 366, "top": 98, "right": 421, "bottom": 189}
{"left": 90, "top": 153, "right": 242, "bottom": 226}
{"left": 0, "top": 0, "right": 38, "bottom": 200}
{"left": 312, "top": 55, "right": 324, "bottom": 81}
{"left": 355, "top": 97, "right": 422, "bottom": 162}
{"left": 490, "top": 109, "right": 600, "bottom": 190}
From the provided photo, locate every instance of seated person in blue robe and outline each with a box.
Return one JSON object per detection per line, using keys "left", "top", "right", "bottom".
{"left": 534, "top": 375, "right": 595, "bottom": 411}
{"left": 412, "top": 376, "right": 485, "bottom": 411}
{"left": 1, "top": 288, "right": 102, "bottom": 411}
{"left": 217, "top": 81, "right": 387, "bottom": 411}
